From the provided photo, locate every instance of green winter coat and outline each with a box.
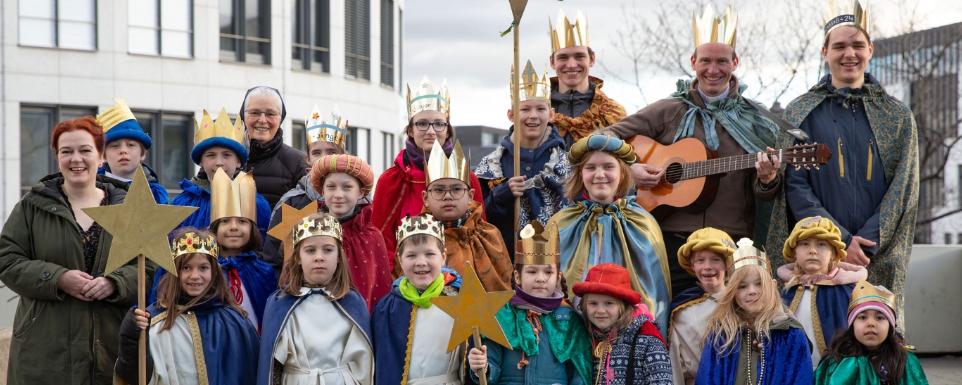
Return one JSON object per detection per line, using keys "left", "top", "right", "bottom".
{"left": 0, "top": 174, "right": 144, "bottom": 385}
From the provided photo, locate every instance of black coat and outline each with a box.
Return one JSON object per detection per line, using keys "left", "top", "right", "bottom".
{"left": 244, "top": 129, "right": 308, "bottom": 208}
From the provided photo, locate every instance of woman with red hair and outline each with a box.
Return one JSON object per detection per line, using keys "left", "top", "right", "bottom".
{"left": 0, "top": 117, "right": 140, "bottom": 384}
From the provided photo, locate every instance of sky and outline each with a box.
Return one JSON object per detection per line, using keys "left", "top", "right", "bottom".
{"left": 401, "top": 0, "right": 962, "bottom": 130}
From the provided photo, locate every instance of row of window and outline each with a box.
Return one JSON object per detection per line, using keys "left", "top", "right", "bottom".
{"left": 17, "top": 0, "right": 397, "bottom": 87}
{"left": 20, "top": 104, "right": 399, "bottom": 194}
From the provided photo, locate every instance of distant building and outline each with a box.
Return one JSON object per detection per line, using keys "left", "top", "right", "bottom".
{"left": 457, "top": 125, "right": 509, "bottom": 170}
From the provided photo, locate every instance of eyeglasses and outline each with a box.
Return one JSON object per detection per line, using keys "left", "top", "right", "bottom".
{"left": 245, "top": 110, "right": 280, "bottom": 119}
{"left": 427, "top": 186, "right": 468, "bottom": 199}
{"left": 413, "top": 120, "right": 449, "bottom": 132}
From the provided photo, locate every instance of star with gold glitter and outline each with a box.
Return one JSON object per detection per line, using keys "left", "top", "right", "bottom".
{"left": 267, "top": 202, "right": 319, "bottom": 260}
{"left": 82, "top": 166, "right": 196, "bottom": 276}
{"left": 431, "top": 264, "right": 514, "bottom": 352}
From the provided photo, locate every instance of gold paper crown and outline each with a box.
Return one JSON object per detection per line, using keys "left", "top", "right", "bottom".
{"left": 171, "top": 231, "right": 218, "bottom": 260}
{"left": 848, "top": 280, "right": 896, "bottom": 312}
{"left": 824, "top": 0, "right": 869, "bottom": 36}
{"left": 292, "top": 214, "right": 342, "bottom": 245}
{"left": 305, "top": 105, "right": 348, "bottom": 149}
{"left": 732, "top": 238, "right": 768, "bottom": 271}
{"left": 210, "top": 168, "right": 258, "bottom": 223}
{"left": 194, "top": 108, "right": 247, "bottom": 148}
{"left": 426, "top": 140, "right": 471, "bottom": 186}
{"left": 692, "top": 5, "right": 738, "bottom": 48}
{"left": 96, "top": 99, "right": 137, "bottom": 132}
{"left": 513, "top": 61, "right": 550, "bottom": 102}
{"left": 406, "top": 76, "right": 451, "bottom": 119}
{"left": 549, "top": 9, "right": 589, "bottom": 52}
{"left": 396, "top": 214, "right": 446, "bottom": 250}
{"left": 516, "top": 222, "right": 560, "bottom": 265}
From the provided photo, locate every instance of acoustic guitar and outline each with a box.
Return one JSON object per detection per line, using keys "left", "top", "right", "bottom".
{"left": 630, "top": 135, "right": 831, "bottom": 211}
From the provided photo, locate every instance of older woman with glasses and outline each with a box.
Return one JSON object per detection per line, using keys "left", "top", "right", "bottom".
{"left": 371, "top": 77, "right": 485, "bottom": 272}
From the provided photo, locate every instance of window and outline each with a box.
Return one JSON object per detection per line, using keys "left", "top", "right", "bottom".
{"left": 379, "top": 0, "right": 394, "bottom": 87}
{"left": 346, "top": 126, "right": 371, "bottom": 163}
{"left": 291, "top": 120, "right": 307, "bottom": 152}
{"left": 292, "top": 0, "right": 330, "bottom": 72}
{"left": 128, "top": 0, "right": 193, "bottom": 57}
{"left": 131, "top": 110, "right": 195, "bottom": 189}
{"left": 20, "top": 105, "right": 97, "bottom": 194}
{"left": 220, "top": 0, "right": 271, "bottom": 64}
{"left": 345, "top": 0, "right": 370, "bottom": 80}
{"left": 382, "top": 132, "right": 396, "bottom": 169}
{"left": 957, "top": 233, "right": 962, "bottom": 245}
{"left": 945, "top": 233, "right": 952, "bottom": 245}
{"left": 18, "top": 0, "right": 97, "bottom": 50}
{"left": 481, "top": 132, "right": 499, "bottom": 146}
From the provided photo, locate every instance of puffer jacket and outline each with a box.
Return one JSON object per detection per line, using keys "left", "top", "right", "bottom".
{"left": 245, "top": 129, "right": 308, "bottom": 208}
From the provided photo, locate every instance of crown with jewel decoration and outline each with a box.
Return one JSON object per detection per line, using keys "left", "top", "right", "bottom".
{"left": 425, "top": 140, "right": 471, "bottom": 186}
{"left": 171, "top": 231, "right": 218, "bottom": 260}
{"left": 824, "top": 0, "right": 869, "bottom": 36}
{"left": 305, "top": 105, "right": 349, "bottom": 149}
{"left": 396, "top": 214, "right": 445, "bottom": 251}
{"left": 516, "top": 222, "right": 560, "bottom": 265}
{"left": 732, "top": 237, "right": 768, "bottom": 271}
{"left": 210, "top": 168, "right": 258, "bottom": 223}
{"left": 292, "top": 214, "right": 342, "bottom": 246}
{"left": 692, "top": 5, "right": 738, "bottom": 48}
{"left": 406, "top": 76, "right": 451, "bottom": 119}
{"left": 549, "top": 9, "right": 589, "bottom": 52}
{"left": 513, "top": 60, "right": 550, "bottom": 102}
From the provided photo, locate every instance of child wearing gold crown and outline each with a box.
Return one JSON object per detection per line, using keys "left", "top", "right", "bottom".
{"left": 695, "top": 238, "right": 812, "bottom": 385}
{"left": 777, "top": 216, "right": 868, "bottom": 367}
{"left": 547, "top": 134, "right": 671, "bottom": 336}
{"left": 466, "top": 222, "right": 592, "bottom": 385}
{"left": 372, "top": 214, "right": 465, "bottom": 385}
{"left": 256, "top": 213, "right": 374, "bottom": 385}
{"left": 96, "top": 99, "right": 169, "bottom": 204}
{"left": 115, "top": 228, "right": 259, "bottom": 385}
{"left": 422, "top": 139, "right": 513, "bottom": 291}
{"left": 476, "top": 61, "right": 572, "bottom": 254}
{"left": 371, "top": 77, "right": 486, "bottom": 267}
{"left": 814, "top": 281, "right": 928, "bottom": 385}
{"left": 669, "top": 227, "right": 736, "bottom": 385}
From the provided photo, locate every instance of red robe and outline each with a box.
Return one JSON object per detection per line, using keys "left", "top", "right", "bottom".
{"left": 372, "top": 151, "right": 485, "bottom": 276}
{"left": 341, "top": 204, "right": 393, "bottom": 310}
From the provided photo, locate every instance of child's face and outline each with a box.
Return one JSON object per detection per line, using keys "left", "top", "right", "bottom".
{"left": 515, "top": 264, "right": 559, "bottom": 297}
{"left": 215, "top": 217, "right": 252, "bottom": 252}
{"left": 509, "top": 100, "right": 553, "bottom": 142}
{"left": 323, "top": 173, "right": 362, "bottom": 217}
{"left": 423, "top": 179, "right": 473, "bottom": 222}
{"left": 200, "top": 147, "right": 241, "bottom": 177}
{"left": 583, "top": 293, "right": 624, "bottom": 331}
{"left": 298, "top": 235, "right": 339, "bottom": 287}
{"left": 104, "top": 139, "right": 146, "bottom": 178}
{"left": 308, "top": 141, "right": 343, "bottom": 164}
{"left": 793, "top": 238, "right": 835, "bottom": 275}
{"left": 853, "top": 309, "right": 891, "bottom": 350}
{"left": 735, "top": 269, "right": 764, "bottom": 316}
{"left": 399, "top": 239, "right": 445, "bottom": 290}
{"left": 691, "top": 250, "right": 727, "bottom": 293}
{"left": 179, "top": 253, "right": 213, "bottom": 297}
{"left": 581, "top": 151, "right": 621, "bottom": 204}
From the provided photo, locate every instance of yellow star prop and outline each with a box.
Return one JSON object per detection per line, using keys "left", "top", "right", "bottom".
{"left": 267, "top": 202, "right": 319, "bottom": 261}
{"left": 431, "top": 264, "right": 514, "bottom": 352}
{"left": 83, "top": 167, "right": 196, "bottom": 276}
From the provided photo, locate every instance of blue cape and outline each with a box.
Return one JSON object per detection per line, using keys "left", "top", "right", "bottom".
{"left": 781, "top": 283, "right": 855, "bottom": 354}
{"left": 695, "top": 325, "right": 812, "bottom": 385}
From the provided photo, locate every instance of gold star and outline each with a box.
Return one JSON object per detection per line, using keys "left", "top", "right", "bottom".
{"left": 431, "top": 264, "right": 514, "bottom": 352}
{"left": 267, "top": 202, "right": 318, "bottom": 260}
{"left": 83, "top": 167, "right": 196, "bottom": 276}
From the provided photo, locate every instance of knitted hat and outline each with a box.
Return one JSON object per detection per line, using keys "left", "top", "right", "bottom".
{"left": 847, "top": 280, "right": 897, "bottom": 327}
{"left": 677, "top": 227, "right": 736, "bottom": 276}
{"left": 96, "top": 100, "right": 152, "bottom": 149}
{"left": 568, "top": 134, "right": 637, "bottom": 165}
{"left": 572, "top": 263, "right": 641, "bottom": 305}
{"left": 310, "top": 154, "right": 375, "bottom": 196}
{"left": 783, "top": 216, "right": 847, "bottom": 263}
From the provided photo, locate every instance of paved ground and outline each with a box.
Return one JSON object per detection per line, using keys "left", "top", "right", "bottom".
{"left": 920, "top": 355, "right": 962, "bottom": 385}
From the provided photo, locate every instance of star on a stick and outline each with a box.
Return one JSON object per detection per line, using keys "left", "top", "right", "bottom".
{"left": 431, "top": 264, "right": 514, "bottom": 352}
{"left": 267, "top": 202, "right": 318, "bottom": 260}
{"left": 83, "top": 167, "right": 196, "bottom": 276}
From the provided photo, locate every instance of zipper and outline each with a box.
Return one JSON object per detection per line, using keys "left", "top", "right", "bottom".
{"left": 866, "top": 140, "right": 874, "bottom": 182}
{"left": 836, "top": 138, "right": 845, "bottom": 178}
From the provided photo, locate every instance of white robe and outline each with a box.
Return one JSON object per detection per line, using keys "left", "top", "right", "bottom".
{"left": 793, "top": 288, "right": 822, "bottom": 367}
{"left": 407, "top": 304, "right": 462, "bottom": 385}
{"left": 669, "top": 291, "right": 721, "bottom": 385}
{"left": 148, "top": 313, "right": 202, "bottom": 385}
{"left": 274, "top": 288, "right": 374, "bottom": 385}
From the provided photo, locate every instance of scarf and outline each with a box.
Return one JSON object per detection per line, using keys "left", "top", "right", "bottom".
{"left": 398, "top": 273, "right": 445, "bottom": 308}
{"left": 509, "top": 287, "right": 564, "bottom": 314}
{"left": 671, "top": 79, "right": 779, "bottom": 153}
{"left": 403, "top": 137, "right": 453, "bottom": 169}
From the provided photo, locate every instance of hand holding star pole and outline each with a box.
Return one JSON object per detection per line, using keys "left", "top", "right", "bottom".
{"left": 82, "top": 167, "right": 195, "bottom": 385}
{"left": 431, "top": 265, "right": 514, "bottom": 385}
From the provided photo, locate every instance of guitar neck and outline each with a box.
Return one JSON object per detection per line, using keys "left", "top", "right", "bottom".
{"left": 681, "top": 153, "right": 768, "bottom": 180}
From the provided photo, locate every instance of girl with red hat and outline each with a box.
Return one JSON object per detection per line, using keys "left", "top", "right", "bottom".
{"left": 573, "top": 263, "right": 673, "bottom": 385}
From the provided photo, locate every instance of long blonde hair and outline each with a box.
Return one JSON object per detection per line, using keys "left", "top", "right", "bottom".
{"left": 703, "top": 264, "right": 786, "bottom": 352}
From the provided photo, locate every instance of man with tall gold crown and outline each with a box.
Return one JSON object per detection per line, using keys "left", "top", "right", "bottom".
{"left": 767, "top": 0, "right": 918, "bottom": 321}
{"left": 599, "top": 5, "right": 797, "bottom": 297}
{"left": 548, "top": 9, "right": 626, "bottom": 146}
{"left": 476, "top": 61, "right": 572, "bottom": 254}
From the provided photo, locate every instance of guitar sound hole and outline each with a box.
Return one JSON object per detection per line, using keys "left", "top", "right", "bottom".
{"left": 665, "top": 163, "right": 684, "bottom": 183}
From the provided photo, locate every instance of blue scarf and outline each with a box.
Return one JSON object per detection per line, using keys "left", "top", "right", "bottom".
{"left": 671, "top": 79, "right": 779, "bottom": 153}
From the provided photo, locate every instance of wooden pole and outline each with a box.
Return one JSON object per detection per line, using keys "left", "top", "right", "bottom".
{"left": 138, "top": 255, "right": 146, "bottom": 385}
{"left": 472, "top": 327, "right": 487, "bottom": 385}
{"left": 509, "top": 0, "right": 527, "bottom": 257}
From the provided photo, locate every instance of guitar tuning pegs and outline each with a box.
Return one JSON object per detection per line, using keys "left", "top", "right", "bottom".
{"left": 794, "top": 165, "right": 802, "bottom": 171}
{"left": 814, "top": 165, "right": 820, "bottom": 170}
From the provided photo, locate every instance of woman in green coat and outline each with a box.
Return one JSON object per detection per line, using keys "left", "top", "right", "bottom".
{"left": 0, "top": 117, "right": 142, "bottom": 385}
